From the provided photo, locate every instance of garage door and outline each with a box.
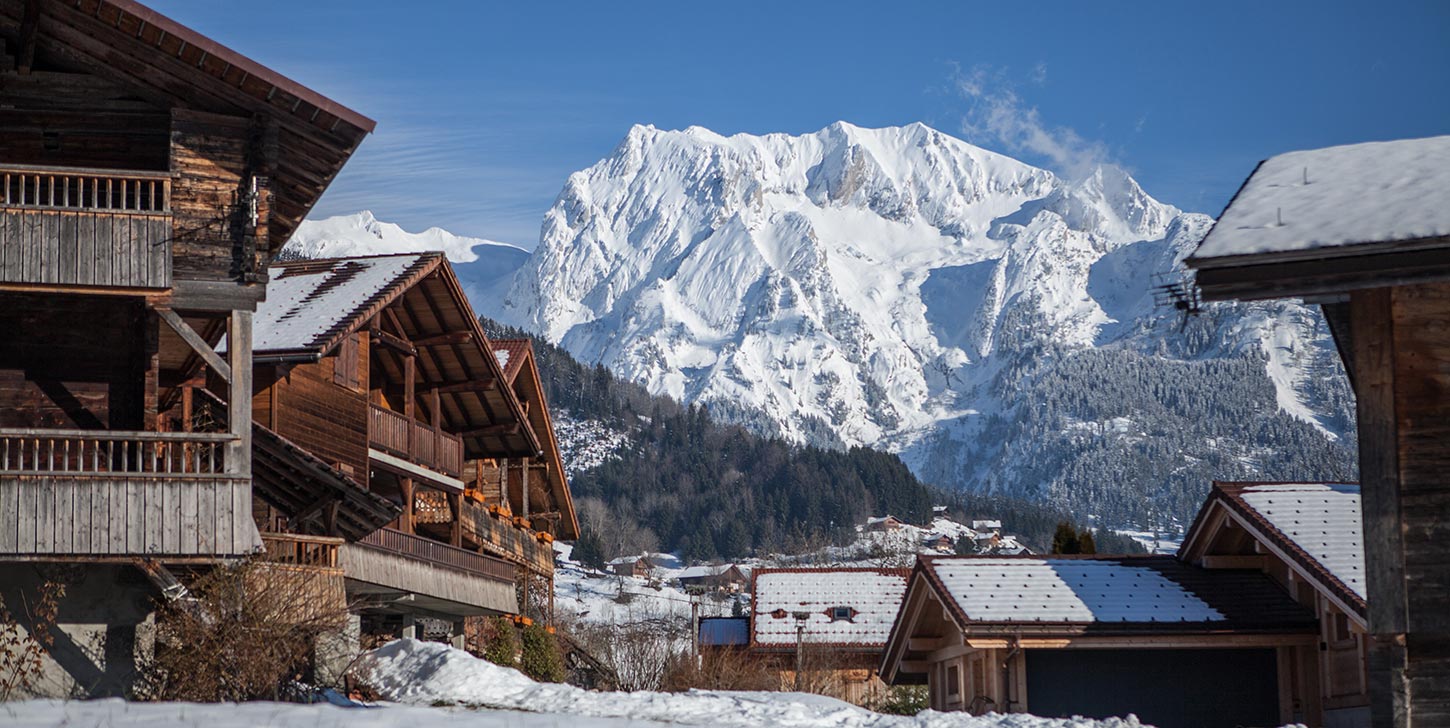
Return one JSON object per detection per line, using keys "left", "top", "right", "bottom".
{"left": 1024, "top": 648, "right": 1278, "bottom": 728}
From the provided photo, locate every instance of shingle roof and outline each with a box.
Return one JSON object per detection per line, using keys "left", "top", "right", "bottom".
{"left": 491, "top": 339, "right": 531, "bottom": 383}
{"left": 751, "top": 568, "right": 909, "bottom": 649}
{"left": 918, "top": 555, "right": 1315, "bottom": 634}
{"left": 253, "top": 254, "right": 433, "bottom": 357}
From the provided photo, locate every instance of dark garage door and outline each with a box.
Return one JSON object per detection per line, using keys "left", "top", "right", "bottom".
{"left": 1024, "top": 648, "right": 1278, "bottom": 728}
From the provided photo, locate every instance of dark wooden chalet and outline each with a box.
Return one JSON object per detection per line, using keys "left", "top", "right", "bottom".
{"left": 1186, "top": 135, "right": 1450, "bottom": 727}
{"left": 880, "top": 555, "right": 1319, "bottom": 727}
{"left": 0, "top": 0, "right": 371, "bottom": 697}
{"left": 246, "top": 253, "right": 577, "bottom": 640}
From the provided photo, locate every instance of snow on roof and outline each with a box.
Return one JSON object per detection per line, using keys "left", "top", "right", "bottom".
{"left": 1193, "top": 136, "right": 1450, "bottom": 260}
{"left": 490, "top": 339, "right": 531, "bottom": 383}
{"left": 970, "top": 520, "right": 1002, "bottom": 530}
{"left": 252, "top": 254, "right": 428, "bottom": 354}
{"left": 752, "top": 569, "right": 909, "bottom": 647}
{"left": 865, "top": 515, "right": 900, "bottom": 525}
{"left": 1237, "top": 483, "right": 1364, "bottom": 601}
{"left": 677, "top": 564, "right": 739, "bottom": 580}
{"left": 929, "top": 558, "right": 1225, "bottom": 623}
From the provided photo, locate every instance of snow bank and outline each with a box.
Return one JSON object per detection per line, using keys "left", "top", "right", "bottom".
{"left": 356, "top": 638, "right": 1150, "bottom": 728}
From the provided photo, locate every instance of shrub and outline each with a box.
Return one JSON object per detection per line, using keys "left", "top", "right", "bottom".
{"left": 479, "top": 617, "right": 519, "bottom": 668}
{"left": 0, "top": 578, "right": 66, "bottom": 701}
{"left": 135, "top": 560, "right": 349, "bottom": 701}
{"left": 519, "top": 624, "right": 565, "bottom": 683}
{"left": 870, "top": 685, "right": 929, "bottom": 715}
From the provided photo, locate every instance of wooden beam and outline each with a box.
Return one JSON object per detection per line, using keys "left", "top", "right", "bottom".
{"left": 459, "top": 423, "right": 520, "bottom": 439}
{"left": 432, "top": 380, "right": 497, "bottom": 394}
{"left": 157, "top": 307, "right": 231, "bottom": 382}
{"left": 17, "top": 0, "right": 39, "bottom": 75}
{"left": 370, "top": 327, "right": 417, "bottom": 357}
{"left": 226, "top": 310, "right": 252, "bottom": 478}
{"left": 1350, "top": 287, "right": 1409, "bottom": 728}
{"left": 1201, "top": 554, "right": 1268, "bottom": 570}
{"left": 414, "top": 332, "right": 472, "bottom": 347}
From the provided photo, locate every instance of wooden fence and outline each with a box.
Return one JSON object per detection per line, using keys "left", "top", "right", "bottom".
{"left": 0, "top": 429, "right": 234, "bottom": 476}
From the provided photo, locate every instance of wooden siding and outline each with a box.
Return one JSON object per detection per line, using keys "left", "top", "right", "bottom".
{"left": 341, "top": 533, "right": 518, "bottom": 614}
{"left": 264, "top": 361, "right": 369, "bottom": 484}
{"left": 0, "top": 209, "right": 171, "bottom": 289}
{"left": 168, "top": 109, "right": 269, "bottom": 283}
{"left": 0, "top": 474, "right": 260, "bottom": 556}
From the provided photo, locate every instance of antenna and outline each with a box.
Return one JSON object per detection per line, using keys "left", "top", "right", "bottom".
{"left": 1151, "top": 270, "right": 1203, "bottom": 332}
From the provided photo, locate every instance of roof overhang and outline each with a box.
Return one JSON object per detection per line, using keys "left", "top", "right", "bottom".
{"left": 1188, "top": 235, "right": 1450, "bottom": 302}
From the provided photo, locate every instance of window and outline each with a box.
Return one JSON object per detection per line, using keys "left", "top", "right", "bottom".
{"left": 947, "top": 664, "right": 961, "bottom": 696}
{"left": 1332, "top": 611, "right": 1353, "bottom": 643}
{"left": 829, "top": 606, "right": 855, "bottom": 621}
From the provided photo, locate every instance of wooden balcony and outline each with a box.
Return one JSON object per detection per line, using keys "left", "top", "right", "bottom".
{"left": 0, "top": 164, "right": 173, "bottom": 289}
{"left": 0, "top": 428, "right": 260, "bottom": 558}
{"left": 341, "top": 527, "right": 518, "bottom": 615}
{"left": 368, "top": 404, "right": 464, "bottom": 477}
{"left": 457, "top": 498, "right": 555, "bottom": 576}
{"left": 257, "top": 533, "right": 347, "bottom": 622}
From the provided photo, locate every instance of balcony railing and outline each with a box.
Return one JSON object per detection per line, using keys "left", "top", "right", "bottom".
{"left": 260, "top": 532, "right": 343, "bottom": 568}
{"left": 1, "top": 164, "right": 171, "bottom": 214}
{"left": 358, "top": 527, "right": 515, "bottom": 583}
{"left": 0, "top": 164, "right": 174, "bottom": 289}
{"left": 0, "top": 428, "right": 235, "bottom": 477}
{"left": 368, "top": 404, "right": 464, "bottom": 477}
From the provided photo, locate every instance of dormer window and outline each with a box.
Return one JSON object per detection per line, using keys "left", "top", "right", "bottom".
{"left": 829, "top": 606, "right": 856, "bottom": 622}
{"left": 770, "top": 609, "right": 788, "bottom": 619}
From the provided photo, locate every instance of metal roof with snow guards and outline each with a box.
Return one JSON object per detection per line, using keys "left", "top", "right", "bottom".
{"left": 1180, "top": 482, "right": 1365, "bottom": 620}
{"left": 916, "top": 555, "right": 1316, "bottom": 635}
{"left": 251, "top": 253, "right": 540, "bottom": 459}
{"left": 750, "top": 567, "right": 910, "bottom": 650}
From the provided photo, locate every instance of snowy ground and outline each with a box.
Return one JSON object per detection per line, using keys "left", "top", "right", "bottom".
{"left": 351, "top": 638, "right": 1151, "bottom": 727}
{"left": 1111, "top": 529, "right": 1182, "bottom": 555}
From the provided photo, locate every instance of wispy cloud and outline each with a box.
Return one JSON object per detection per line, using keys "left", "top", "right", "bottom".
{"left": 954, "top": 64, "right": 1112, "bottom": 180}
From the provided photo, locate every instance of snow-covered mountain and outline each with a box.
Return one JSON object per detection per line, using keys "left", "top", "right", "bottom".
{"left": 286, "top": 210, "right": 528, "bottom": 304}
{"left": 290, "top": 123, "right": 1357, "bottom": 528}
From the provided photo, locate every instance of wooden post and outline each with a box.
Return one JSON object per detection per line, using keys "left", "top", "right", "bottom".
{"left": 520, "top": 455, "right": 530, "bottom": 519}
{"left": 226, "top": 310, "right": 252, "bottom": 478}
{"left": 401, "top": 478, "right": 415, "bottom": 534}
{"left": 1350, "top": 288, "right": 1410, "bottom": 728}
{"left": 448, "top": 492, "right": 462, "bottom": 547}
{"left": 404, "top": 355, "right": 415, "bottom": 454}
{"left": 1297, "top": 643, "right": 1325, "bottom": 727}
{"left": 430, "top": 387, "right": 442, "bottom": 469}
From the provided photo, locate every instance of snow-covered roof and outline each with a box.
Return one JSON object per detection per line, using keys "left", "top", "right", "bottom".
{"left": 252, "top": 254, "right": 432, "bottom": 355}
{"left": 1231, "top": 483, "right": 1365, "bottom": 602}
{"left": 677, "top": 564, "right": 741, "bottom": 580}
{"left": 1192, "top": 136, "right": 1450, "bottom": 261}
{"left": 752, "top": 568, "right": 909, "bottom": 648}
{"left": 865, "top": 515, "right": 902, "bottom": 525}
{"left": 970, "top": 520, "right": 1001, "bottom": 531}
{"left": 928, "top": 557, "right": 1224, "bottom": 623}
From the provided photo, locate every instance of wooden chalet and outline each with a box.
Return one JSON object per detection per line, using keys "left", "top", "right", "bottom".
{"left": 677, "top": 563, "right": 749, "bottom": 593}
{"left": 1185, "top": 135, "right": 1450, "bottom": 727}
{"left": 749, "top": 567, "right": 910, "bottom": 706}
{"left": 0, "top": 0, "right": 370, "bottom": 698}
{"left": 880, "top": 555, "right": 1320, "bottom": 727}
{"left": 1180, "top": 482, "right": 1369, "bottom": 727}
{"left": 246, "top": 253, "right": 577, "bottom": 641}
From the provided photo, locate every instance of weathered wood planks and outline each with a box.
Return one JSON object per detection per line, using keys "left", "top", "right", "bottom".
{"left": 0, "top": 209, "right": 171, "bottom": 288}
{"left": 0, "top": 475, "right": 260, "bottom": 556}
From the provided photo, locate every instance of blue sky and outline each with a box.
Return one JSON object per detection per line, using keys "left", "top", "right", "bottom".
{"left": 149, "top": 1, "right": 1450, "bottom": 248}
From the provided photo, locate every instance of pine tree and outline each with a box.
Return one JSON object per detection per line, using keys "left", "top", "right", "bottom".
{"left": 1077, "top": 528, "right": 1097, "bottom": 555}
{"left": 572, "top": 529, "right": 607, "bottom": 571}
{"left": 1051, "top": 522, "right": 1082, "bottom": 555}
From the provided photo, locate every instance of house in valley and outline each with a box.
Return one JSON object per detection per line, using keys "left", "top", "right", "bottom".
{"left": 1185, "top": 135, "right": 1450, "bottom": 727}
{"left": 1178, "top": 482, "right": 1368, "bottom": 727}
{"left": 879, "top": 555, "right": 1320, "bottom": 728}
{"left": 749, "top": 567, "right": 910, "bottom": 706}
{"left": 677, "top": 563, "right": 749, "bottom": 593}
{"left": 246, "top": 253, "right": 578, "bottom": 644}
{"left": 864, "top": 515, "right": 906, "bottom": 532}
{"left": 0, "top": 0, "right": 370, "bottom": 697}
{"left": 608, "top": 555, "right": 655, "bottom": 579}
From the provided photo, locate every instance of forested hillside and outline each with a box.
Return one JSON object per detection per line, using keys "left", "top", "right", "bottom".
{"left": 482, "top": 318, "right": 1140, "bottom": 559}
